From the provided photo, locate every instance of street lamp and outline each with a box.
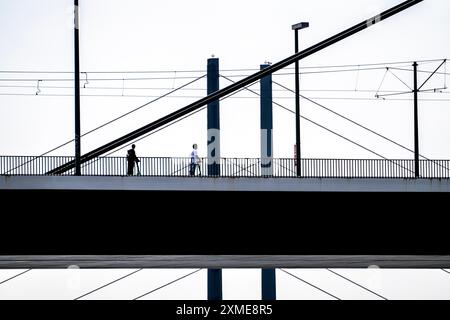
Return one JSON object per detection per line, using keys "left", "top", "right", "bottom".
{"left": 292, "top": 22, "right": 309, "bottom": 177}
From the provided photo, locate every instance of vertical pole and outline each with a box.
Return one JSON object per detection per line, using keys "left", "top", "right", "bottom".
{"left": 260, "top": 64, "right": 273, "bottom": 176}
{"left": 207, "top": 58, "right": 220, "bottom": 176}
{"left": 413, "top": 62, "right": 419, "bottom": 178}
{"left": 208, "top": 269, "right": 222, "bottom": 300}
{"left": 74, "top": 0, "right": 81, "bottom": 175}
{"left": 262, "top": 269, "right": 276, "bottom": 300}
{"left": 294, "top": 30, "right": 301, "bottom": 177}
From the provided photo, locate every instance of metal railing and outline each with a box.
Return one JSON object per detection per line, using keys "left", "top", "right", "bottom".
{"left": 0, "top": 156, "right": 449, "bottom": 178}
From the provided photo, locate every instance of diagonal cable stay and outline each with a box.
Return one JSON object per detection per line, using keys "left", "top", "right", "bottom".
{"left": 0, "top": 269, "right": 32, "bottom": 286}
{"left": 220, "top": 74, "right": 416, "bottom": 174}
{"left": 4, "top": 75, "right": 205, "bottom": 174}
{"left": 74, "top": 268, "right": 143, "bottom": 300}
{"left": 327, "top": 269, "right": 387, "bottom": 300}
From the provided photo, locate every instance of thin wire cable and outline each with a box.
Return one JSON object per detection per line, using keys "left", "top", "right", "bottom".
{"left": 3, "top": 75, "right": 205, "bottom": 174}
{"left": 101, "top": 85, "right": 250, "bottom": 157}
{"left": 220, "top": 75, "right": 402, "bottom": 163}
{"left": 221, "top": 74, "right": 418, "bottom": 174}
{"left": 0, "top": 67, "right": 411, "bottom": 82}
{"left": 390, "top": 67, "right": 450, "bottom": 77}
{"left": 2, "top": 84, "right": 449, "bottom": 94}
{"left": 326, "top": 269, "right": 387, "bottom": 300}
{"left": 375, "top": 68, "right": 389, "bottom": 98}
{"left": 0, "top": 58, "right": 445, "bottom": 74}
{"left": 3, "top": 92, "right": 450, "bottom": 101}
{"left": 60, "top": 75, "right": 205, "bottom": 151}
{"left": 445, "top": 60, "right": 447, "bottom": 88}
{"left": 272, "top": 81, "right": 450, "bottom": 173}
{"left": 387, "top": 68, "right": 412, "bottom": 91}
{"left": 272, "top": 81, "right": 424, "bottom": 159}
{"left": 133, "top": 269, "right": 202, "bottom": 300}
{"left": 74, "top": 268, "right": 143, "bottom": 300}
{"left": 442, "top": 269, "right": 450, "bottom": 275}
{"left": 279, "top": 269, "right": 340, "bottom": 300}
{"left": 0, "top": 269, "right": 31, "bottom": 286}
{"left": 355, "top": 65, "right": 360, "bottom": 91}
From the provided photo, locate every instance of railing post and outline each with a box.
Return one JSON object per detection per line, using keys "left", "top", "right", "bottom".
{"left": 74, "top": 0, "right": 81, "bottom": 176}
{"left": 413, "top": 62, "right": 420, "bottom": 178}
{"left": 260, "top": 64, "right": 273, "bottom": 177}
{"left": 208, "top": 269, "right": 222, "bottom": 300}
{"left": 206, "top": 57, "right": 223, "bottom": 300}
{"left": 207, "top": 57, "right": 221, "bottom": 177}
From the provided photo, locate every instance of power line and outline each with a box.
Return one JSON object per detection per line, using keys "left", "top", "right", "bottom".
{"left": 0, "top": 269, "right": 31, "bottom": 286}
{"left": 3, "top": 83, "right": 450, "bottom": 94}
{"left": 133, "top": 269, "right": 202, "bottom": 300}
{"left": 390, "top": 67, "right": 450, "bottom": 77}
{"left": 3, "top": 92, "right": 450, "bottom": 102}
{"left": 74, "top": 268, "right": 143, "bottom": 300}
{"left": 100, "top": 85, "right": 252, "bottom": 157}
{"left": 273, "top": 81, "right": 450, "bottom": 173}
{"left": 0, "top": 67, "right": 427, "bottom": 82}
{"left": 326, "top": 269, "right": 387, "bottom": 300}
{"left": 0, "top": 58, "right": 444, "bottom": 74}
{"left": 8, "top": 84, "right": 446, "bottom": 93}
{"left": 442, "top": 269, "right": 450, "bottom": 275}
{"left": 1, "top": 67, "right": 448, "bottom": 83}
{"left": 279, "top": 269, "right": 340, "bottom": 300}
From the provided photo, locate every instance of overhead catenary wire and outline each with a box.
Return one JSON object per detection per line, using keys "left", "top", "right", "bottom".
{"left": 100, "top": 85, "right": 253, "bottom": 157}
{"left": 272, "top": 81, "right": 425, "bottom": 159}
{"left": 0, "top": 269, "right": 31, "bottom": 286}
{"left": 2, "top": 75, "right": 205, "bottom": 174}
{"left": 96, "top": 84, "right": 254, "bottom": 159}
{"left": 3, "top": 65, "right": 449, "bottom": 83}
{"left": 326, "top": 269, "right": 387, "bottom": 300}
{"left": 3, "top": 83, "right": 450, "bottom": 93}
{"left": 0, "top": 58, "right": 445, "bottom": 74}
{"left": 2, "top": 92, "right": 450, "bottom": 102}
{"left": 133, "top": 269, "right": 202, "bottom": 300}
{"left": 220, "top": 74, "right": 416, "bottom": 172}
{"left": 279, "top": 269, "right": 340, "bottom": 300}
{"left": 74, "top": 268, "right": 143, "bottom": 300}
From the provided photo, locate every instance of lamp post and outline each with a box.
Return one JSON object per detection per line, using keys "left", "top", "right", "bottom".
{"left": 292, "top": 22, "right": 309, "bottom": 177}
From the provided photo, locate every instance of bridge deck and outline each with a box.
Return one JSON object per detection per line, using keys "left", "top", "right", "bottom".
{"left": 1, "top": 255, "right": 450, "bottom": 269}
{"left": 1, "top": 176, "right": 450, "bottom": 192}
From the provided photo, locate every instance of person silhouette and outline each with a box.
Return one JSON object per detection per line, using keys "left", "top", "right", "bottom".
{"left": 126, "top": 144, "right": 140, "bottom": 175}
{"left": 189, "top": 143, "right": 201, "bottom": 176}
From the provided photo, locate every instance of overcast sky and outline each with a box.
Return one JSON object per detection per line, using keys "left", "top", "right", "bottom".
{"left": 1, "top": 0, "right": 449, "bottom": 159}
{"left": 1, "top": 268, "right": 450, "bottom": 300}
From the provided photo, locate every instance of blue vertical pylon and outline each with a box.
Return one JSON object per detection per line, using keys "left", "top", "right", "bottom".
{"left": 207, "top": 57, "right": 220, "bottom": 176}
{"left": 207, "top": 57, "right": 222, "bottom": 301}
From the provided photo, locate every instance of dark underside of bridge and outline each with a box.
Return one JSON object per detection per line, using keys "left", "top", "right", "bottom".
{"left": 1, "top": 189, "right": 447, "bottom": 255}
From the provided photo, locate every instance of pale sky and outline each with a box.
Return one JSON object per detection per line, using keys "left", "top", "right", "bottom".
{"left": 1, "top": 0, "right": 449, "bottom": 160}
